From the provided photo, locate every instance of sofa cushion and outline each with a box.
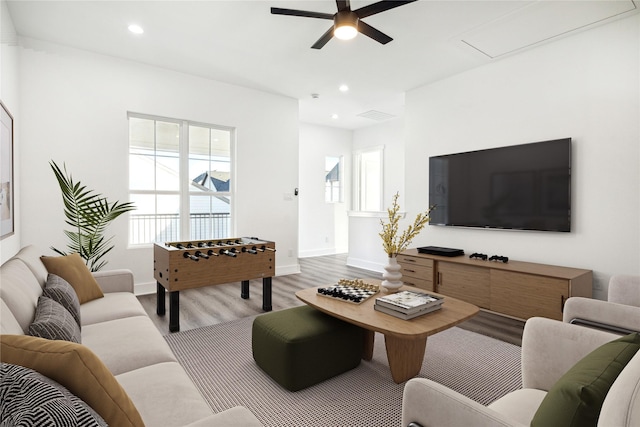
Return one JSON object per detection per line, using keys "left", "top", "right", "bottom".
{"left": 531, "top": 332, "right": 640, "bottom": 427}
{"left": 1, "top": 362, "right": 108, "bottom": 427}
{"left": 598, "top": 350, "right": 640, "bottom": 426}
{"left": 116, "top": 362, "right": 215, "bottom": 427}
{"left": 81, "top": 316, "right": 177, "bottom": 375}
{"left": 0, "top": 334, "right": 145, "bottom": 427}
{"left": 182, "top": 407, "right": 264, "bottom": 427}
{"left": 0, "top": 299, "right": 23, "bottom": 335}
{"left": 43, "top": 273, "right": 81, "bottom": 327}
{"left": 11, "top": 245, "right": 50, "bottom": 285}
{"left": 41, "top": 253, "right": 104, "bottom": 304}
{"left": 28, "top": 296, "right": 82, "bottom": 343}
{"left": 488, "top": 388, "right": 547, "bottom": 426}
{"left": 0, "top": 259, "right": 43, "bottom": 333}
{"left": 80, "top": 292, "right": 148, "bottom": 326}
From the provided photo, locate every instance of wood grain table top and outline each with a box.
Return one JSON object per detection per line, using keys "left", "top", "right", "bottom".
{"left": 296, "top": 279, "right": 479, "bottom": 340}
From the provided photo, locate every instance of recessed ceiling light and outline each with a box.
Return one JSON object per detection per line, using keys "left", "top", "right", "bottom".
{"left": 128, "top": 24, "right": 144, "bottom": 35}
{"left": 339, "top": 84, "right": 349, "bottom": 92}
{"left": 331, "top": 114, "right": 339, "bottom": 119}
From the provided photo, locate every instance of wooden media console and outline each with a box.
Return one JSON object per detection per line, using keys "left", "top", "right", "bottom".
{"left": 397, "top": 248, "right": 592, "bottom": 321}
{"left": 154, "top": 237, "right": 275, "bottom": 332}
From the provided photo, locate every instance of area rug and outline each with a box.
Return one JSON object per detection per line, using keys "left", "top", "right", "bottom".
{"left": 165, "top": 315, "right": 522, "bottom": 427}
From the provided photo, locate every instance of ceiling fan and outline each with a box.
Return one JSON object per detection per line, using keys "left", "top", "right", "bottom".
{"left": 271, "top": 0, "right": 417, "bottom": 49}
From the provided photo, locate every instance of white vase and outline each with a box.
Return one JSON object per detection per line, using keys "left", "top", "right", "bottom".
{"left": 381, "top": 256, "right": 403, "bottom": 292}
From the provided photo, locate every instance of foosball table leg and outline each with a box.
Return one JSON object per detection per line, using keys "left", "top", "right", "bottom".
{"left": 241, "top": 280, "right": 250, "bottom": 299}
{"left": 169, "top": 291, "right": 180, "bottom": 332}
{"left": 262, "top": 277, "right": 272, "bottom": 311}
{"left": 156, "top": 282, "right": 166, "bottom": 316}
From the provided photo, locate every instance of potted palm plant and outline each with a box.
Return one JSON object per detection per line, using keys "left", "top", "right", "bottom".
{"left": 50, "top": 160, "right": 136, "bottom": 271}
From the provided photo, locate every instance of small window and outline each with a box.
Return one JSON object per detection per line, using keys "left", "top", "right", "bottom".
{"left": 353, "top": 146, "right": 383, "bottom": 211}
{"left": 325, "top": 156, "right": 342, "bottom": 203}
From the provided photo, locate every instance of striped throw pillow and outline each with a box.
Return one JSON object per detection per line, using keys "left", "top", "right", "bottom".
{"left": 0, "top": 362, "right": 107, "bottom": 426}
{"left": 43, "top": 273, "right": 82, "bottom": 327}
{"left": 28, "top": 296, "right": 81, "bottom": 343}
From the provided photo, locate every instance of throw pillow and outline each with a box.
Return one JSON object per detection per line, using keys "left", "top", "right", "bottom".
{"left": 531, "top": 332, "right": 640, "bottom": 427}
{"left": 28, "top": 296, "right": 82, "bottom": 343}
{"left": 0, "top": 334, "right": 145, "bottom": 427}
{"left": 0, "top": 362, "right": 108, "bottom": 427}
{"left": 40, "top": 253, "right": 104, "bottom": 304}
{"left": 43, "top": 273, "right": 82, "bottom": 327}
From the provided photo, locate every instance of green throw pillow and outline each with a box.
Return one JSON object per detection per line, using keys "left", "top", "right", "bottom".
{"left": 531, "top": 332, "right": 640, "bottom": 427}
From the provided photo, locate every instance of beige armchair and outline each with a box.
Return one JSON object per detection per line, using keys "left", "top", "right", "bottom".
{"left": 608, "top": 275, "right": 640, "bottom": 306}
{"left": 563, "top": 275, "right": 640, "bottom": 334}
{"left": 401, "top": 317, "right": 640, "bottom": 427}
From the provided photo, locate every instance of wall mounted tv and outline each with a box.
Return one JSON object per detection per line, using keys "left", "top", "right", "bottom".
{"left": 429, "top": 138, "right": 571, "bottom": 232}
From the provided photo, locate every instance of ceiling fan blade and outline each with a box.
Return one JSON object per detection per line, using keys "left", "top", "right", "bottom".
{"left": 354, "top": 0, "right": 417, "bottom": 19}
{"left": 311, "top": 27, "right": 335, "bottom": 49}
{"left": 270, "top": 7, "right": 334, "bottom": 20}
{"left": 336, "top": 0, "right": 350, "bottom": 12}
{"left": 358, "top": 21, "right": 393, "bottom": 45}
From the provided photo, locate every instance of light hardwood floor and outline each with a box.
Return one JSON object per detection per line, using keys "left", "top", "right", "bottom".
{"left": 137, "top": 254, "right": 525, "bottom": 345}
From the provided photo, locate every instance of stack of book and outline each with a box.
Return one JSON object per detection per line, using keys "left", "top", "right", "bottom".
{"left": 374, "top": 290, "right": 444, "bottom": 320}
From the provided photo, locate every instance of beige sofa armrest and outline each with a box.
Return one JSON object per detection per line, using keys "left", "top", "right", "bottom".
{"left": 92, "top": 269, "right": 134, "bottom": 293}
{"left": 181, "top": 407, "right": 263, "bottom": 427}
{"left": 401, "top": 378, "right": 521, "bottom": 427}
{"left": 521, "top": 317, "right": 618, "bottom": 391}
{"left": 563, "top": 296, "right": 640, "bottom": 334}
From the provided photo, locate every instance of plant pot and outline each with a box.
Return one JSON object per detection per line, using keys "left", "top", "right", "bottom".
{"left": 381, "top": 256, "right": 403, "bottom": 292}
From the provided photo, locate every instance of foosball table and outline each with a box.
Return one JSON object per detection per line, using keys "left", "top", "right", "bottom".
{"left": 154, "top": 237, "right": 276, "bottom": 332}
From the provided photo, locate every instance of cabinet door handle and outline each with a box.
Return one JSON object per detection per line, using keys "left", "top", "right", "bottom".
{"left": 405, "top": 269, "right": 416, "bottom": 273}
{"left": 561, "top": 295, "right": 566, "bottom": 312}
{"left": 404, "top": 258, "right": 417, "bottom": 263}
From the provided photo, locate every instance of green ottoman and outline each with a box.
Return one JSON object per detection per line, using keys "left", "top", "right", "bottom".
{"left": 252, "top": 305, "right": 363, "bottom": 391}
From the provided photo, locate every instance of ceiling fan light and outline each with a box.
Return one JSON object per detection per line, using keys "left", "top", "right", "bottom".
{"left": 334, "top": 25, "right": 357, "bottom": 40}
{"left": 334, "top": 11, "right": 358, "bottom": 40}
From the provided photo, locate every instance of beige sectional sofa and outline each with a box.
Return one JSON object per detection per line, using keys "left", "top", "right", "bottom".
{"left": 0, "top": 245, "right": 263, "bottom": 427}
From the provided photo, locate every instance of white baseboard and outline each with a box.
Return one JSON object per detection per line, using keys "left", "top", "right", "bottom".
{"left": 135, "top": 281, "right": 157, "bottom": 296}
{"left": 346, "top": 256, "right": 385, "bottom": 274}
{"left": 276, "top": 263, "right": 301, "bottom": 276}
{"left": 134, "top": 262, "right": 302, "bottom": 296}
{"left": 298, "top": 248, "right": 337, "bottom": 258}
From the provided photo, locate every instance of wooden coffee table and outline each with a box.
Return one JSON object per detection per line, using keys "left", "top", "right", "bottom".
{"left": 296, "top": 280, "right": 479, "bottom": 383}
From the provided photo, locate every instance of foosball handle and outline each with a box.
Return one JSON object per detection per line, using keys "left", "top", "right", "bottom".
{"left": 220, "top": 249, "right": 237, "bottom": 257}
{"left": 183, "top": 252, "right": 199, "bottom": 261}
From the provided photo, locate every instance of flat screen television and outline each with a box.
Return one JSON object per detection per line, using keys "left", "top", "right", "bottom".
{"left": 429, "top": 138, "right": 571, "bottom": 232}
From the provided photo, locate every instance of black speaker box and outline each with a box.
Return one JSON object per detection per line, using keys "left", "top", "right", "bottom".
{"left": 417, "top": 246, "right": 464, "bottom": 257}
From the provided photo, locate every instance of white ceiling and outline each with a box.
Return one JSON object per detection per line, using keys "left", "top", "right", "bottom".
{"left": 5, "top": 0, "right": 638, "bottom": 129}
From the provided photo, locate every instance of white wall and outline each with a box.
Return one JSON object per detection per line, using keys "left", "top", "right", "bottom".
{"left": 404, "top": 14, "right": 640, "bottom": 299}
{"left": 298, "top": 123, "right": 351, "bottom": 257}
{"left": 0, "top": 0, "right": 20, "bottom": 263}
{"left": 347, "top": 117, "right": 406, "bottom": 272}
{"left": 17, "top": 37, "right": 300, "bottom": 290}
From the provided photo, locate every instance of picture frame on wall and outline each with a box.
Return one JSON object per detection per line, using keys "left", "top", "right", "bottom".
{"left": 1, "top": 100, "right": 14, "bottom": 239}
